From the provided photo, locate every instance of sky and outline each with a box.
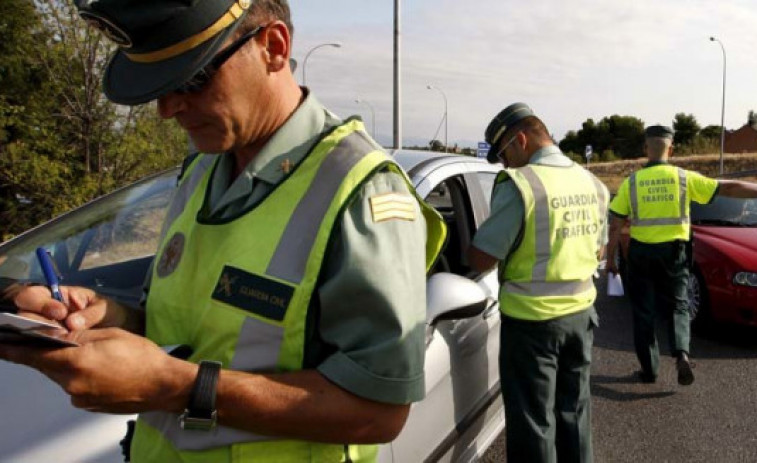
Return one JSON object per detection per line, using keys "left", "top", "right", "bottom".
{"left": 290, "top": 0, "right": 757, "bottom": 149}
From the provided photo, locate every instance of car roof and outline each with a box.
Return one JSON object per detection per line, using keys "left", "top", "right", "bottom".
{"left": 389, "top": 149, "right": 495, "bottom": 177}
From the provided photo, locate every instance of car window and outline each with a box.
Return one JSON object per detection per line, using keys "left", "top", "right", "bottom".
{"left": 426, "top": 181, "right": 453, "bottom": 212}
{"left": 476, "top": 171, "right": 497, "bottom": 204}
{"left": 0, "top": 170, "right": 177, "bottom": 283}
{"left": 77, "top": 192, "right": 170, "bottom": 270}
{"left": 466, "top": 171, "right": 499, "bottom": 227}
{"left": 692, "top": 196, "right": 757, "bottom": 226}
{"left": 426, "top": 175, "right": 476, "bottom": 276}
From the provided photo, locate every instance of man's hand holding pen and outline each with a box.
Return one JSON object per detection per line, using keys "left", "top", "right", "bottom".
{"left": 11, "top": 284, "right": 124, "bottom": 331}
{"left": 1, "top": 280, "right": 189, "bottom": 414}
{"left": 0, "top": 248, "right": 166, "bottom": 413}
{"left": 30, "top": 247, "right": 118, "bottom": 331}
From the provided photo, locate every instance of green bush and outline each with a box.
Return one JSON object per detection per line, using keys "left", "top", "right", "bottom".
{"left": 675, "top": 135, "right": 720, "bottom": 156}
{"left": 600, "top": 149, "right": 618, "bottom": 162}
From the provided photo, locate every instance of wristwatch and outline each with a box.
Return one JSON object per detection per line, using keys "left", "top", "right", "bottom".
{"left": 179, "top": 360, "right": 222, "bottom": 431}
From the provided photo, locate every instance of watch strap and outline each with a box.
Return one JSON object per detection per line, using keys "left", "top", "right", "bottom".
{"left": 180, "top": 360, "right": 222, "bottom": 431}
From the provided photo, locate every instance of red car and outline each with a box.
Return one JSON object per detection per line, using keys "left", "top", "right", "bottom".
{"left": 688, "top": 196, "right": 757, "bottom": 327}
{"left": 618, "top": 196, "right": 757, "bottom": 328}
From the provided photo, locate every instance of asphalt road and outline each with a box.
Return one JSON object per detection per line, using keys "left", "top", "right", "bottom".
{"left": 483, "top": 276, "right": 757, "bottom": 463}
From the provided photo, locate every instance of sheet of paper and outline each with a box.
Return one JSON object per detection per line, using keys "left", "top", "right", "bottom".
{"left": 0, "top": 312, "right": 79, "bottom": 347}
{"left": 607, "top": 273, "right": 625, "bottom": 297}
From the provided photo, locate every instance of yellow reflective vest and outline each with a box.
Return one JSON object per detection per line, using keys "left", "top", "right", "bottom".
{"left": 610, "top": 164, "right": 718, "bottom": 243}
{"left": 130, "top": 119, "right": 446, "bottom": 462}
{"left": 498, "top": 163, "right": 608, "bottom": 321}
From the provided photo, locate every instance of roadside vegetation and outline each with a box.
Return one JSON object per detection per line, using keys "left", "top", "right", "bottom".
{"left": 0, "top": 1, "right": 187, "bottom": 241}
{"left": 589, "top": 152, "right": 757, "bottom": 193}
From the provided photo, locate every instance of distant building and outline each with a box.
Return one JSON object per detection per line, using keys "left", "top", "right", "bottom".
{"left": 724, "top": 114, "right": 757, "bottom": 153}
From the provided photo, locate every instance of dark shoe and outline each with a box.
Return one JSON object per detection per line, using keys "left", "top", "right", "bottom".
{"left": 636, "top": 370, "right": 657, "bottom": 383}
{"left": 676, "top": 354, "right": 695, "bottom": 386}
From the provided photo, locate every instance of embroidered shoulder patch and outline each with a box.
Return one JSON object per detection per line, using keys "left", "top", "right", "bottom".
{"left": 369, "top": 193, "right": 417, "bottom": 223}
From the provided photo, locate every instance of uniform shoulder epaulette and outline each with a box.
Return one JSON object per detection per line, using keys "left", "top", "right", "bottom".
{"left": 369, "top": 193, "right": 416, "bottom": 223}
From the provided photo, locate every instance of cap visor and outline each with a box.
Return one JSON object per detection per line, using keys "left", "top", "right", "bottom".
{"left": 103, "top": 25, "right": 237, "bottom": 105}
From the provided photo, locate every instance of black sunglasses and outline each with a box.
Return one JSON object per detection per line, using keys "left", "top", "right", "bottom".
{"left": 174, "top": 25, "right": 264, "bottom": 94}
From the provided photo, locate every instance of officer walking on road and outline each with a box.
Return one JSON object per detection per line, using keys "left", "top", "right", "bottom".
{"left": 468, "top": 102, "right": 608, "bottom": 463}
{"left": 0, "top": 1, "right": 446, "bottom": 461}
{"left": 606, "top": 125, "right": 757, "bottom": 386}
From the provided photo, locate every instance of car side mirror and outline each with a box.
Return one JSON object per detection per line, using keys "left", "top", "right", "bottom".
{"left": 426, "top": 272, "right": 488, "bottom": 325}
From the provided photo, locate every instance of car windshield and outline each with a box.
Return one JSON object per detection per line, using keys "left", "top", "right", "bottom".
{"left": 0, "top": 169, "right": 178, "bottom": 304}
{"left": 691, "top": 196, "right": 757, "bottom": 227}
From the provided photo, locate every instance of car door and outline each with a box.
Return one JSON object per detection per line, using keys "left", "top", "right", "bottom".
{"left": 0, "top": 170, "right": 178, "bottom": 462}
{"left": 387, "top": 163, "right": 504, "bottom": 463}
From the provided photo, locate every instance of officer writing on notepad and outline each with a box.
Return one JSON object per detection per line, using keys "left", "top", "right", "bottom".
{"left": 0, "top": 1, "right": 445, "bottom": 461}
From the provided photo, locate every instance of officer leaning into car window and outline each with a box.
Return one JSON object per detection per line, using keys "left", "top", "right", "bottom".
{"left": 0, "top": 1, "right": 446, "bottom": 462}
{"left": 606, "top": 125, "right": 757, "bottom": 387}
{"left": 468, "top": 102, "right": 609, "bottom": 463}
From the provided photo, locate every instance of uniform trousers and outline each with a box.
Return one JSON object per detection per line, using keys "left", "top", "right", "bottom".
{"left": 500, "top": 307, "right": 596, "bottom": 463}
{"left": 626, "top": 239, "right": 690, "bottom": 378}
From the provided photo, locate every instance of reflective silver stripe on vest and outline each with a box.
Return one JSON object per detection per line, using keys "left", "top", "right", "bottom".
{"left": 679, "top": 168, "right": 689, "bottom": 221}
{"left": 267, "top": 131, "right": 383, "bottom": 284}
{"left": 519, "top": 167, "right": 552, "bottom": 281}
{"left": 140, "top": 411, "right": 273, "bottom": 450}
{"left": 629, "top": 168, "right": 689, "bottom": 227}
{"left": 504, "top": 278, "right": 594, "bottom": 296}
{"left": 506, "top": 165, "right": 602, "bottom": 298}
{"left": 158, "top": 155, "right": 216, "bottom": 242}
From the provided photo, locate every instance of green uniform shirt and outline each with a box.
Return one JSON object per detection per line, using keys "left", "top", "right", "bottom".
{"left": 473, "top": 146, "right": 607, "bottom": 260}
{"left": 148, "top": 91, "right": 427, "bottom": 403}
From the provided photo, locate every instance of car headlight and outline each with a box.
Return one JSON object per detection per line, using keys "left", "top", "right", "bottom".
{"left": 733, "top": 272, "right": 757, "bottom": 287}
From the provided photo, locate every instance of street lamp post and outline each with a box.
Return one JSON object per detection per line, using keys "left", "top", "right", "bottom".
{"left": 393, "top": 0, "right": 401, "bottom": 150}
{"left": 302, "top": 42, "right": 341, "bottom": 87}
{"left": 710, "top": 36, "right": 726, "bottom": 175}
{"left": 355, "top": 98, "right": 376, "bottom": 138}
{"left": 427, "top": 85, "right": 448, "bottom": 151}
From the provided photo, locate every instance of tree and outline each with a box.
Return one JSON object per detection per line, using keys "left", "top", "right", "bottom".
{"left": 749, "top": 110, "right": 757, "bottom": 127}
{"left": 700, "top": 125, "right": 721, "bottom": 140}
{"left": 0, "top": 1, "right": 187, "bottom": 239}
{"left": 0, "top": 0, "right": 55, "bottom": 237}
{"left": 672, "top": 113, "right": 700, "bottom": 147}
{"left": 429, "top": 139, "right": 445, "bottom": 152}
{"left": 558, "top": 130, "right": 581, "bottom": 155}
{"left": 599, "top": 115, "right": 645, "bottom": 159}
{"left": 559, "top": 115, "right": 644, "bottom": 160}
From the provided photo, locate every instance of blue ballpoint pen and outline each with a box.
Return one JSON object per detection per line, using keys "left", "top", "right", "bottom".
{"left": 36, "top": 247, "right": 64, "bottom": 302}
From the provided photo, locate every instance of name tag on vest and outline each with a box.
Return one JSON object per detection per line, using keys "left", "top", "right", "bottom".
{"left": 212, "top": 266, "right": 294, "bottom": 322}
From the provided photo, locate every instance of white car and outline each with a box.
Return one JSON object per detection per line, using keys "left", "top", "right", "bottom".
{"left": 0, "top": 150, "right": 504, "bottom": 462}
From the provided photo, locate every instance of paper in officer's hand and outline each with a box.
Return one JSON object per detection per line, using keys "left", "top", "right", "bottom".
{"left": 607, "top": 272, "right": 624, "bottom": 297}
{"left": 0, "top": 312, "right": 78, "bottom": 347}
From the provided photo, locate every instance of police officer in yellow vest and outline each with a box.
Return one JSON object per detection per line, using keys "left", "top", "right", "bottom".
{"left": 468, "top": 103, "right": 608, "bottom": 463}
{"left": 0, "top": 1, "right": 446, "bottom": 462}
{"left": 606, "top": 125, "right": 757, "bottom": 386}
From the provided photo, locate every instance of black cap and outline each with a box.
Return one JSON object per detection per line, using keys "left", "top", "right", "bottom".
{"left": 484, "top": 102, "right": 535, "bottom": 163}
{"left": 645, "top": 125, "right": 674, "bottom": 140}
{"left": 76, "top": 0, "right": 254, "bottom": 105}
